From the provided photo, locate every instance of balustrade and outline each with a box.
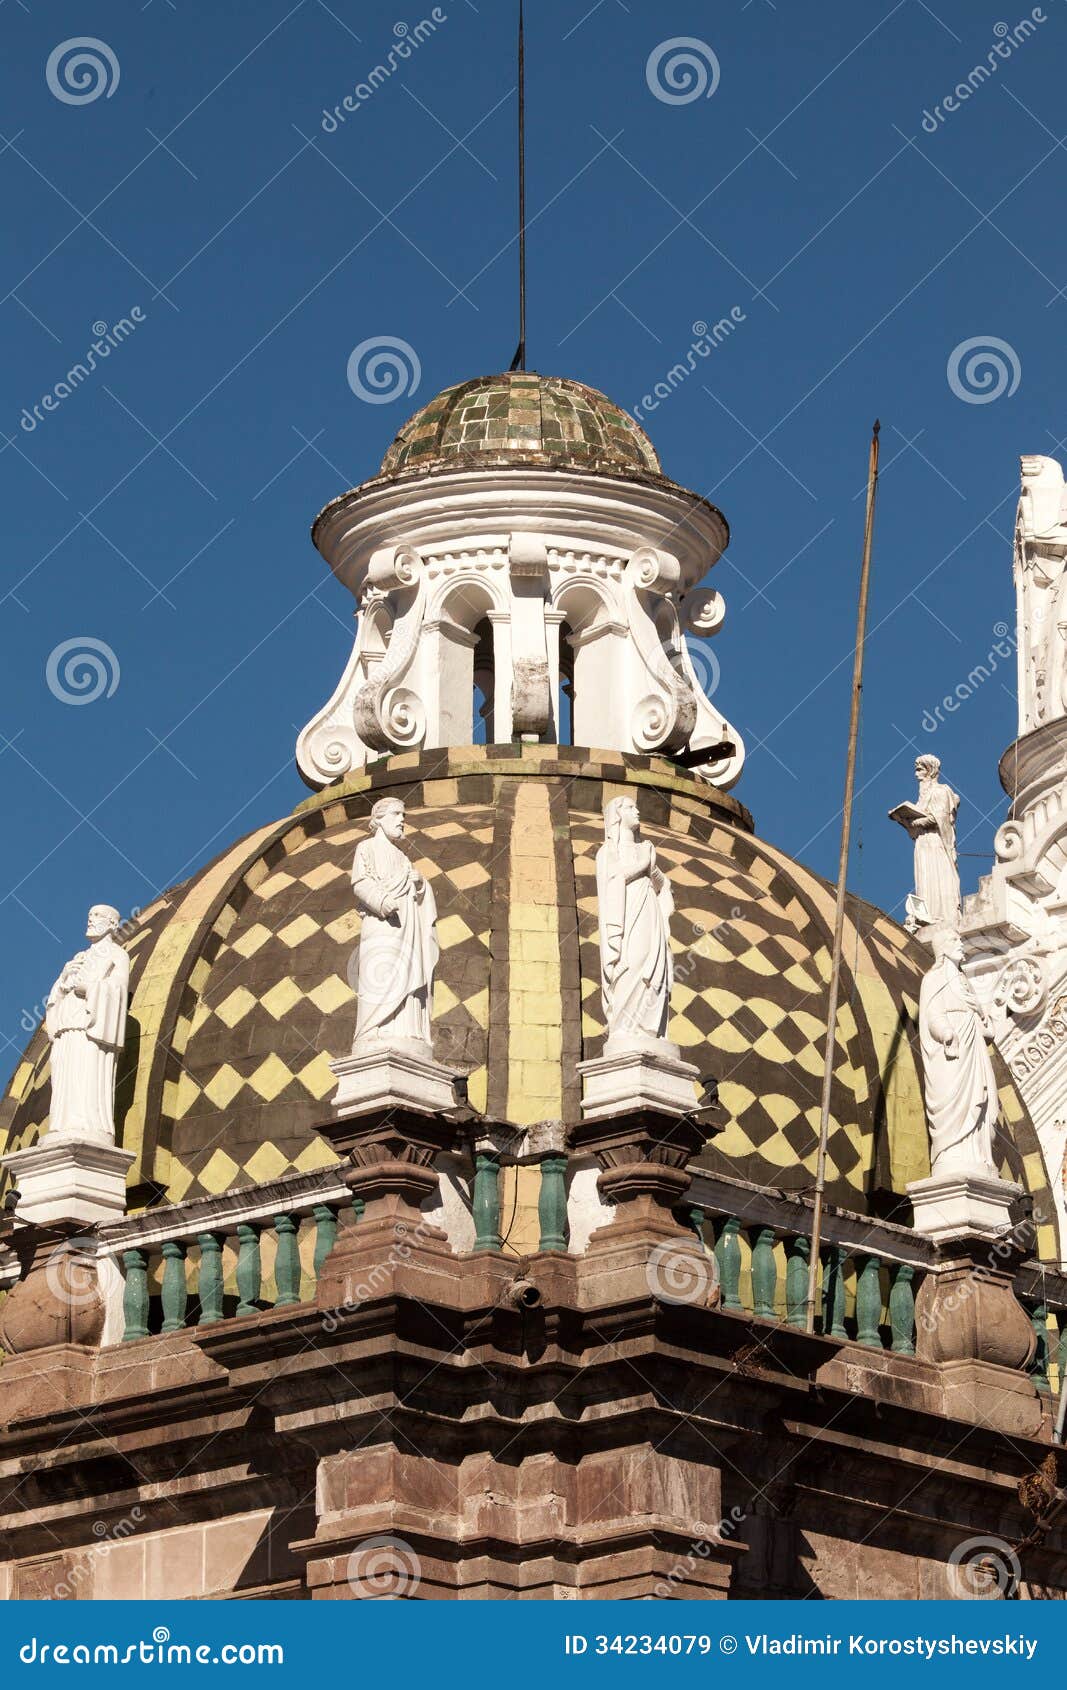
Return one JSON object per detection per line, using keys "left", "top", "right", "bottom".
{"left": 119, "top": 1204, "right": 346, "bottom": 1343}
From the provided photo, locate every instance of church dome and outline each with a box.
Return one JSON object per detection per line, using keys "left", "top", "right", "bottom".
{"left": 378, "top": 372, "right": 663, "bottom": 481}
{"left": 0, "top": 746, "right": 1054, "bottom": 1254}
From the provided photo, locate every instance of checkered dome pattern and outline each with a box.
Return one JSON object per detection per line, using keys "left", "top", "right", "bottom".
{"left": 572, "top": 813, "right": 1040, "bottom": 1213}
{"left": 379, "top": 373, "right": 663, "bottom": 479}
{"left": 0, "top": 745, "right": 1053, "bottom": 1245}
{"left": 157, "top": 805, "right": 493, "bottom": 1202}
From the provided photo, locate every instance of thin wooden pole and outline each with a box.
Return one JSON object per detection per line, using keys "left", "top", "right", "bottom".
{"left": 805, "top": 420, "right": 881, "bottom": 1334}
{"left": 514, "top": 0, "right": 527, "bottom": 371}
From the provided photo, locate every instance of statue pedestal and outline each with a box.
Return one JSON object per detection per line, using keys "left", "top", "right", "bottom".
{"left": 330, "top": 1041, "right": 457, "bottom": 1120}
{"left": 578, "top": 1040, "right": 700, "bottom": 1120}
{"left": 906, "top": 1169, "right": 1022, "bottom": 1245}
{"left": 1, "top": 1136, "right": 134, "bottom": 1226}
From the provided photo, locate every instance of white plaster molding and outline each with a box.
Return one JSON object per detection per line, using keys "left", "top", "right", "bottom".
{"left": 1, "top": 1139, "right": 135, "bottom": 1226}
{"left": 297, "top": 466, "right": 745, "bottom": 790}
{"left": 330, "top": 1047, "right": 457, "bottom": 1119}
{"left": 907, "top": 1170, "right": 1023, "bottom": 1245}
{"left": 578, "top": 1047, "right": 700, "bottom": 1119}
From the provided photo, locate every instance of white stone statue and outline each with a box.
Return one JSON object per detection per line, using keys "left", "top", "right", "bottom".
{"left": 350, "top": 797, "right": 439, "bottom": 1052}
{"left": 1015, "top": 454, "right": 1067, "bottom": 731}
{"left": 889, "top": 754, "right": 961, "bottom": 931}
{"left": 596, "top": 796, "right": 675, "bottom": 1048}
{"left": 919, "top": 925, "right": 1000, "bottom": 1179}
{"left": 44, "top": 905, "right": 129, "bottom": 1143}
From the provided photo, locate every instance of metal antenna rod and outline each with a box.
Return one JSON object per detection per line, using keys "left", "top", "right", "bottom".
{"left": 805, "top": 420, "right": 881, "bottom": 1335}
{"left": 511, "top": 0, "right": 527, "bottom": 372}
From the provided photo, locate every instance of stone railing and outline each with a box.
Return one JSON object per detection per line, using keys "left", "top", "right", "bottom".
{"left": 97, "top": 1168, "right": 352, "bottom": 1344}
{"left": 5, "top": 1148, "right": 1062, "bottom": 1391}
{"left": 686, "top": 1167, "right": 1066, "bottom": 1393}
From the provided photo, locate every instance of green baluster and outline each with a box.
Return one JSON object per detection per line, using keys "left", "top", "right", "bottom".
{"left": 273, "top": 1214, "right": 301, "bottom": 1306}
{"left": 822, "top": 1244, "right": 847, "bottom": 1338}
{"left": 122, "top": 1248, "right": 149, "bottom": 1342}
{"left": 889, "top": 1263, "right": 915, "bottom": 1355}
{"left": 160, "top": 1240, "right": 188, "bottom": 1333}
{"left": 714, "top": 1216, "right": 743, "bottom": 1312}
{"left": 537, "top": 1155, "right": 568, "bottom": 1253}
{"left": 1030, "top": 1301, "right": 1051, "bottom": 1392}
{"left": 856, "top": 1254, "right": 883, "bottom": 1348}
{"left": 688, "top": 1204, "right": 706, "bottom": 1245}
{"left": 785, "top": 1236, "right": 809, "bottom": 1329}
{"left": 312, "top": 1204, "right": 339, "bottom": 1283}
{"left": 472, "top": 1152, "right": 502, "bottom": 1253}
{"left": 750, "top": 1226, "right": 777, "bottom": 1320}
{"left": 236, "top": 1222, "right": 262, "bottom": 1317}
{"left": 197, "top": 1232, "right": 225, "bottom": 1325}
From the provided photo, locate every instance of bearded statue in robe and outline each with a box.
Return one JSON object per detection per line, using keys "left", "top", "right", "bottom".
{"left": 596, "top": 796, "right": 675, "bottom": 1049}
{"left": 919, "top": 925, "right": 1000, "bottom": 1179}
{"left": 890, "top": 754, "right": 961, "bottom": 931}
{"left": 45, "top": 905, "right": 130, "bottom": 1143}
{"left": 350, "top": 798, "right": 439, "bottom": 1053}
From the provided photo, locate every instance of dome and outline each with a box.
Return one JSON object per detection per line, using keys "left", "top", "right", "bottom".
{"left": 379, "top": 372, "right": 663, "bottom": 480}
{"left": 1, "top": 746, "right": 1055, "bottom": 1255}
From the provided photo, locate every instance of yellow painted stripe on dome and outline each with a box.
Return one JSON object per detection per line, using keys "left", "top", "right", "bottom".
{"left": 506, "top": 781, "right": 563, "bottom": 1127}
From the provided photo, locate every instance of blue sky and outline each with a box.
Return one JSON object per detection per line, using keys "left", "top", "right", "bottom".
{"left": 0, "top": 0, "right": 1063, "bottom": 1057}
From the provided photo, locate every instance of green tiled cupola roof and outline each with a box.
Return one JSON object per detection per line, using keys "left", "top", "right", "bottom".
{"left": 379, "top": 372, "right": 663, "bottom": 480}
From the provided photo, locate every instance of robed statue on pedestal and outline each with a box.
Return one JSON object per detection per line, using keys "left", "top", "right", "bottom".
{"left": 350, "top": 797, "right": 439, "bottom": 1052}
{"left": 45, "top": 904, "right": 129, "bottom": 1143}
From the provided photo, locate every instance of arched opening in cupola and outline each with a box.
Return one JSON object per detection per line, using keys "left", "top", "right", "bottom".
{"left": 557, "top": 620, "right": 575, "bottom": 746}
{"left": 472, "top": 617, "right": 495, "bottom": 744}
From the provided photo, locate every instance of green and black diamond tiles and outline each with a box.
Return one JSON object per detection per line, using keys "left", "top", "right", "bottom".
{"left": 380, "top": 373, "right": 663, "bottom": 479}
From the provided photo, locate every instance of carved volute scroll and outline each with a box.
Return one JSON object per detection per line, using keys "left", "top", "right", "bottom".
{"left": 624, "top": 548, "right": 698, "bottom": 755}
{"left": 353, "top": 547, "right": 428, "bottom": 754}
